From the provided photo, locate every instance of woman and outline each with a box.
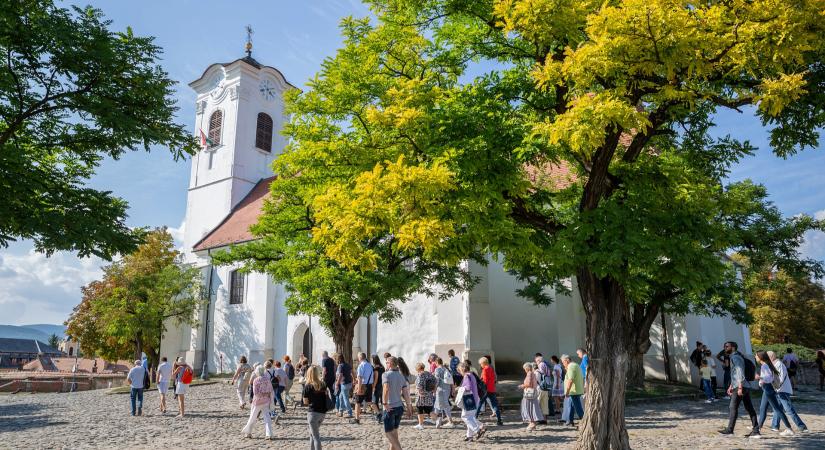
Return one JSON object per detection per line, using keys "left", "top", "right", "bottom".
{"left": 413, "top": 362, "right": 437, "bottom": 430}
{"left": 519, "top": 362, "right": 543, "bottom": 431}
{"left": 171, "top": 357, "right": 191, "bottom": 418}
{"left": 768, "top": 351, "right": 808, "bottom": 433}
{"left": 817, "top": 350, "right": 825, "bottom": 392}
{"left": 753, "top": 350, "right": 792, "bottom": 437}
{"left": 550, "top": 355, "right": 564, "bottom": 415}
{"left": 303, "top": 365, "right": 329, "bottom": 450}
{"left": 704, "top": 348, "right": 718, "bottom": 397}
{"left": 397, "top": 357, "right": 414, "bottom": 384}
{"left": 283, "top": 355, "right": 296, "bottom": 405}
{"left": 458, "top": 362, "right": 486, "bottom": 442}
{"left": 231, "top": 356, "right": 253, "bottom": 409}
{"left": 242, "top": 365, "right": 274, "bottom": 440}
{"left": 433, "top": 357, "right": 455, "bottom": 428}
{"left": 371, "top": 355, "right": 385, "bottom": 423}
{"left": 335, "top": 353, "right": 353, "bottom": 418}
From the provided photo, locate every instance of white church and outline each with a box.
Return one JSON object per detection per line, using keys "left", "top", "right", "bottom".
{"left": 159, "top": 50, "right": 753, "bottom": 382}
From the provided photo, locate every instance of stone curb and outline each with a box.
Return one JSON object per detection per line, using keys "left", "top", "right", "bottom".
{"left": 106, "top": 380, "right": 219, "bottom": 395}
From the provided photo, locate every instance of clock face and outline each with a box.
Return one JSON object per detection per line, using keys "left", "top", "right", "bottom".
{"left": 209, "top": 72, "right": 225, "bottom": 99}
{"left": 259, "top": 79, "right": 277, "bottom": 101}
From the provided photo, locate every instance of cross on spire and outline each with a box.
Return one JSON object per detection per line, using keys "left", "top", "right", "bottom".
{"left": 245, "top": 25, "right": 254, "bottom": 57}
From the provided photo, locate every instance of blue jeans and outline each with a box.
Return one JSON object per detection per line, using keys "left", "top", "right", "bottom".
{"left": 383, "top": 406, "right": 404, "bottom": 432}
{"left": 130, "top": 388, "right": 144, "bottom": 415}
{"left": 702, "top": 379, "right": 714, "bottom": 400}
{"left": 771, "top": 391, "right": 807, "bottom": 430}
{"left": 563, "top": 395, "right": 584, "bottom": 424}
{"left": 338, "top": 383, "right": 353, "bottom": 416}
{"left": 274, "top": 385, "right": 286, "bottom": 412}
{"left": 475, "top": 392, "right": 501, "bottom": 421}
{"left": 757, "top": 383, "right": 791, "bottom": 431}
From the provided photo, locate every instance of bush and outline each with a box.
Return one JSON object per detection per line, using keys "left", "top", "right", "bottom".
{"left": 751, "top": 343, "right": 818, "bottom": 362}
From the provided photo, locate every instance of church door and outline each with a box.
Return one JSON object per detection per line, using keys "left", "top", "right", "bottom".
{"left": 302, "top": 328, "right": 313, "bottom": 362}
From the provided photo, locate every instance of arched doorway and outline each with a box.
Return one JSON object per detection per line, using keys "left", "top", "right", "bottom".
{"left": 302, "top": 328, "right": 313, "bottom": 362}
{"left": 292, "top": 323, "right": 313, "bottom": 362}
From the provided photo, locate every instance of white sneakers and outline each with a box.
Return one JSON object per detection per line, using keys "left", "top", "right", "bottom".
{"left": 413, "top": 424, "right": 424, "bottom": 431}
{"left": 705, "top": 399, "right": 713, "bottom": 404}
{"left": 780, "top": 429, "right": 795, "bottom": 437}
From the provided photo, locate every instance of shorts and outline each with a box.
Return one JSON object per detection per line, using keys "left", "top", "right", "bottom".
{"left": 355, "top": 384, "right": 373, "bottom": 404}
{"left": 175, "top": 383, "right": 188, "bottom": 395}
{"left": 417, "top": 405, "right": 433, "bottom": 414}
{"left": 383, "top": 406, "right": 404, "bottom": 433}
{"left": 157, "top": 382, "right": 169, "bottom": 394}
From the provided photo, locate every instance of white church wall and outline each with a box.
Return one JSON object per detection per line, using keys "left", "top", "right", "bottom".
{"left": 375, "top": 293, "right": 438, "bottom": 366}
{"left": 210, "top": 265, "right": 266, "bottom": 371}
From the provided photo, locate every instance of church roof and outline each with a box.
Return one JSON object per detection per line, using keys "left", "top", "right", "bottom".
{"left": 193, "top": 177, "right": 276, "bottom": 252}
{"left": 191, "top": 56, "right": 297, "bottom": 90}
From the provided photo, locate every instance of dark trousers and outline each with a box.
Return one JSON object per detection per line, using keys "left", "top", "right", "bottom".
{"left": 723, "top": 369, "right": 731, "bottom": 394}
{"left": 475, "top": 392, "right": 501, "bottom": 421}
{"left": 274, "top": 385, "right": 286, "bottom": 412}
{"left": 726, "top": 389, "right": 757, "bottom": 432}
{"left": 130, "top": 388, "right": 144, "bottom": 415}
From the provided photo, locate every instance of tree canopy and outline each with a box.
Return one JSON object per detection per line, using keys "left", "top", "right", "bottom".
{"left": 0, "top": 0, "right": 197, "bottom": 259}
{"left": 273, "top": 1, "right": 824, "bottom": 447}
{"left": 65, "top": 229, "right": 203, "bottom": 366}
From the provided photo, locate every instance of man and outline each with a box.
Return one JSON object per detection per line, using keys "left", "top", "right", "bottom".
{"left": 561, "top": 355, "right": 584, "bottom": 427}
{"left": 782, "top": 348, "right": 800, "bottom": 390}
{"left": 690, "top": 341, "right": 705, "bottom": 390}
{"left": 716, "top": 347, "right": 731, "bottom": 399}
{"left": 476, "top": 357, "right": 503, "bottom": 426}
{"left": 718, "top": 341, "right": 759, "bottom": 437}
{"left": 534, "top": 353, "right": 552, "bottom": 422}
{"left": 576, "top": 348, "right": 589, "bottom": 384}
{"left": 352, "top": 352, "right": 377, "bottom": 424}
{"left": 156, "top": 356, "right": 172, "bottom": 414}
{"left": 448, "top": 349, "right": 461, "bottom": 386}
{"left": 272, "top": 361, "right": 289, "bottom": 414}
{"left": 321, "top": 351, "right": 336, "bottom": 398}
{"left": 383, "top": 356, "right": 413, "bottom": 450}
{"left": 127, "top": 360, "right": 146, "bottom": 416}
{"left": 283, "top": 355, "right": 296, "bottom": 404}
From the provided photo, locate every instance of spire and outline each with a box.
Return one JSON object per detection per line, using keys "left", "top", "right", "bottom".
{"left": 245, "top": 25, "right": 253, "bottom": 57}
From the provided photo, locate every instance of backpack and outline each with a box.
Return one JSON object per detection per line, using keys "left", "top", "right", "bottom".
{"left": 471, "top": 372, "right": 487, "bottom": 399}
{"left": 180, "top": 366, "right": 193, "bottom": 384}
{"left": 424, "top": 374, "right": 437, "bottom": 392}
{"left": 268, "top": 369, "right": 280, "bottom": 391}
{"left": 537, "top": 363, "right": 553, "bottom": 391}
{"left": 788, "top": 359, "right": 798, "bottom": 376}
{"left": 286, "top": 363, "right": 295, "bottom": 380}
{"left": 743, "top": 356, "right": 756, "bottom": 382}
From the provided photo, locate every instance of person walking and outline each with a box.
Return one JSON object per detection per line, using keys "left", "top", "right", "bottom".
{"left": 704, "top": 348, "right": 718, "bottom": 397}
{"left": 231, "top": 356, "right": 252, "bottom": 410}
{"left": 397, "top": 357, "right": 414, "bottom": 384}
{"left": 283, "top": 355, "right": 296, "bottom": 405}
{"left": 352, "top": 352, "right": 376, "bottom": 424}
{"left": 412, "top": 362, "right": 437, "bottom": 430}
{"left": 700, "top": 359, "right": 716, "bottom": 403}
{"left": 476, "top": 357, "right": 503, "bottom": 426}
{"left": 272, "top": 361, "right": 289, "bottom": 414}
{"left": 242, "top": 365, "right": 275, "bottom": 440}
{"left": 550, "top": 355, "right": 564, "bottom": 416}
{"left": 718, "top": 341, "right": 758, "bottom": 436}
{"left": 428, "top": 353, "right": 439, "bottom": 373}
{"left": 533, "top": 353, "right": 552, "bottom": 421}
{"left": 433, "top": 357, "right": 455, "bottom": 428}
{"left": 561, "top": 354, "right": 584, "bottom": 428}
{"left": 690, "top": 341, "right": 705, "bottom": 390}
{"left": 518, "top": 362, "right": 543, "bottom": 431}
{"left": 156, "top": 356, "right": 172, "bottom": 414}
{"left": 172, "top": 357, "right": 193, "bottom": 418}
{"left": 782, "top": 348, "right": 800, "bottom": 390}
{"left": 321, "top": 351, "right": 336, "bottom": 399}
{"left": 303, "top": 365, "right": 329, "bottom": 450}
{"left": 768, "top": 351, "right": 809, "bottom": 433}
{"left": 448, "top": 349, "right": 461, "bottom": 385}
{"left": 457, "top": 362, "right": 486, "bottom": 442}
{"left": 382, "top": 356, "right": 413, "bottom": 450}
{"left": 335, "top": 353, "right": 353, "bottom": 418}
{"left": 752, "top": 350, "right": 793, "bottom": 438}
{"left": 372, "top": 355, "right": 386, "bottom": 423}
{"left": 717, "top": 347, "right": 732, "bottom": 399}
{"left": 576, "top": 348, "right": 589, "bottom": 388}
{"left": 127, "top": 360, "right": 146, "bottom": 416}
{"left": 817, "top": 350, "right": 825, "bottom": 392}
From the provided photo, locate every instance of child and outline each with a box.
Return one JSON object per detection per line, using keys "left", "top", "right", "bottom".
{"left": 700, "top": 360, "right": 715, "bottom": 403}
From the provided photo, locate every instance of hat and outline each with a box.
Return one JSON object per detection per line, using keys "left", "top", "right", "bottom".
{"left": 176, "top": 356, "right": 186, "bottom": 364}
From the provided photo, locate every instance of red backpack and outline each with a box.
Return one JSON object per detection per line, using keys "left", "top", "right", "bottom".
{"left": 181, "top": 366, "right": 193, "bottom": 384}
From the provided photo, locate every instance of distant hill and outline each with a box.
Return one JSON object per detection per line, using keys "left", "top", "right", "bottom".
{"left": 0, "top": 324, "right": 66, "bottom": 342}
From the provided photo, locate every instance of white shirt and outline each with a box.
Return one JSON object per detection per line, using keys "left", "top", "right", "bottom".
{"left": 273, "top": 367, "right": 288, "bottom": 386}
{"left": 758, "top": 363, "right": 774, "bottom": 385}
{"left": 157, "top": 361, "right": 172, "bottom": 383}
{"left": 127, "top": 366, "right": 145, "bottom": 389}
{"left": 773, "top": 360, "right": 793, "bottom": 394}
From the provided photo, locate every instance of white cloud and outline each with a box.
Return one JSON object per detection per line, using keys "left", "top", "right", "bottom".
{"left": 168, "top": 219, "right": 186, "bottom": 249}
{"left": 0, "top": 248, "right": 104, "bottom": 326}
{"left": 800, "top": 209, "right": 825, "bottom": 263}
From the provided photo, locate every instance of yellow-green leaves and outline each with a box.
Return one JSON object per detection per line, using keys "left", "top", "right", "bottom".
{"left": 313, "top": 155, "right": 456, "bottom": 270}
{"left": 757, "top": 73, "right": 808, "bottom": 116}
{"left": 493, "top": 0, "right": 601, "bottom": 47}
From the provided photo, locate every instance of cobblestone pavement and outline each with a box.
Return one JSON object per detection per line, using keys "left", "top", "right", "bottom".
{"left": 1, "top": 382, "right": 824, "bottom": 449}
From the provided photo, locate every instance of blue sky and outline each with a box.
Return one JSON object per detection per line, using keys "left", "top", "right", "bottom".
{"left": 0, "top": 0, "right": 822, "bottom": 325}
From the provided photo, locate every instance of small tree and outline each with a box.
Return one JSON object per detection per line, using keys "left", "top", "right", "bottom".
{"left": 47, "top": 333, "right": 60, "bottom": 349}
{"left": 65, "top": 229, "right": 203, "bottom": 367}
{"left": 0, "top": 0, "right": 196, "bottom": 258}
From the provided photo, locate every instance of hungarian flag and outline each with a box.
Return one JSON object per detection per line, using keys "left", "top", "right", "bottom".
{"left": 199, "top": 129, "right": 214, "bottom": 148}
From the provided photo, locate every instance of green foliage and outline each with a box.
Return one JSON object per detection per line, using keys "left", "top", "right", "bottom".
{"left": 47, "top": 333, "right": 59, "bottom": 349}
{"left": 65, "top": 229, "right": 203, "bottom": 365}
{"left": 0, "top": 0, "right": 197, "bottom": 259}
{"left": 751, "top": 343, "right": 819, "bottom": 362}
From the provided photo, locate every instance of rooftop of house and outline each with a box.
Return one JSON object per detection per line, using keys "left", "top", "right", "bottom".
{"left": 0, "top": 338, "right": 63, "bottom": 356}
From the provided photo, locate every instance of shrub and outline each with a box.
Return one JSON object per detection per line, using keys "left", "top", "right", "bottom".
{"left": 750, "top": 343, "right": 818, "bottom": 362}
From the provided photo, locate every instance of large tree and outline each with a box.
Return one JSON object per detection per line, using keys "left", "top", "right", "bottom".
{"left": 65, "top": 229, "right": 203, "bottom": 367}
{"left": 0, "top": 0, "right": 196, "bottom": 259}
{"left": 282, "top": 1, "right": 824, "bottom": 448}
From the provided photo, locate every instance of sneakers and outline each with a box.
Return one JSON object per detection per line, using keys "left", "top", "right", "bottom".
{"left": 717, "top": 429, "right": 734, "bottom": 436}
{"left": 745, "top": 431, "right": 761, "bottom": 439}
{"left": 441, "top": 422, "right": 455, "bottom": 429}
{"left": 800, "top": 428, "right": 809, "bottom": 433}
{"left": 780, "top": 429, "right": 794, "bottom": 437}
{"left": 705, "top": 399, "right": 713, "bottom": 404}
{"left": 424, "top": 418, "right": 435, "bottom": 425}
{"left": 413, "top": 424, "right": 425, "bottom": 430}
{"left": 722, "top": 396, "right": 731, "bottom": 400}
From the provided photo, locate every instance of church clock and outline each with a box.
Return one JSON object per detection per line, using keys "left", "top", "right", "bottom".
{"left": 259, "top": 79, "right": 276, "bottom": 101}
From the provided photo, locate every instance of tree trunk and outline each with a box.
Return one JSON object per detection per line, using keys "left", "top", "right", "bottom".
{"left": 576, "top": 268, "right": 631, "bottom": 450}
{"left": 331, "top": 319, "right": 356, "bottom": 364}
{"left": 626, "top": 348, "right": 647, "bottom": 389}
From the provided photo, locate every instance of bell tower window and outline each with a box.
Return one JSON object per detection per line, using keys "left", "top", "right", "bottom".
{"left": 255, "top": 112, "right": 273, "bottom": 152}
{"left": 208, "top": 110, "right": 223, "bottom": 147}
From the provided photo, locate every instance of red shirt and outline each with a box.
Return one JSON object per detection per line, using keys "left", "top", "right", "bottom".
{"left": 481, "top": 365, "right": 496, "bottom": 393}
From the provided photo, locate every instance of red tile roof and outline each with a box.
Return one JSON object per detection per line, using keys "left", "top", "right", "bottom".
{"left": 193, "top": 177, "right": 276, "bottom": 252}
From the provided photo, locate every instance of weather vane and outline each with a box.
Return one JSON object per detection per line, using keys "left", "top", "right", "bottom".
{"left": 245, "top": 25, "right": 254, "bottom": 57}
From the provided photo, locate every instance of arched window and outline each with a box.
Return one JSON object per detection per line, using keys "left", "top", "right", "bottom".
{"left": 255, "top": 112, "right": 273, "bottom": 152}
{"left": 208, "top": 110, "right": 223, "bottom": 147}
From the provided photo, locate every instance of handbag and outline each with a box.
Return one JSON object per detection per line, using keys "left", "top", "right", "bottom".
{"left": 523, "top": 387, "right": 536, "bottom": 400}
{"left": 461, "top": 393, "right": 477, "bottom": 411}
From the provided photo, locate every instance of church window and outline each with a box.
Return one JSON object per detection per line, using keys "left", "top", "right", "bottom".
{"left": 208, "top": 110, "right": 223, "bottom": 147}
{"left": 229, "top": 270, "right": 245, "bottom": 304}
{"left": 255, "top": 112, "right": 273, "bottom": 152}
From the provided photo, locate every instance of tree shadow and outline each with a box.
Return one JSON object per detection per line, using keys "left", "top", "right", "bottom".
{"left": 0, "top": 403, "right": 69, "bottom": 432}
{"left": 213, "top": 293, "right": 265, "bottom": 369}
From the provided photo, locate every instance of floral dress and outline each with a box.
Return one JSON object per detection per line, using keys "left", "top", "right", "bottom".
{"left": 415, "top": 371, "right": 437, "bottom": 407}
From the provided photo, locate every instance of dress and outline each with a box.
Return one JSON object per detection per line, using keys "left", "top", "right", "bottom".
{"left": 433, "top": 366, "right": 452, "bottom": 413}
{"left": 415, "top": 371, "right": 437, "bottom": 411}
{"left": 520, "top": 371, "right": 544, "bottom": 422}
{"left": 552, "top": 363, "right": 564, "bottom": 397}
